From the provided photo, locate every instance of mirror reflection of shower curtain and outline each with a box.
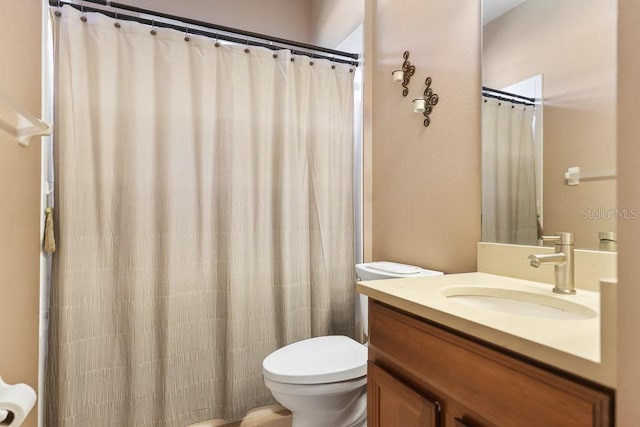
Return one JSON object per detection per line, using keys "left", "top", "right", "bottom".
{"left": 482, "top": 98, "right": 538, "bottom": 245}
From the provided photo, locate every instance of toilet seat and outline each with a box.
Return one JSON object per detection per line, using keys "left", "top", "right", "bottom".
{"left": 366, "top": 261, "right": 422, "bottom": 275}
{"left": 263, "top": 336, "right": 367, "bottom": 385}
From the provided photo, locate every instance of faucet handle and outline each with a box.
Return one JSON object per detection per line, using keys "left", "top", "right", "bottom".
{"left": 541, "top": 232, "right": 574, "bottom": 245}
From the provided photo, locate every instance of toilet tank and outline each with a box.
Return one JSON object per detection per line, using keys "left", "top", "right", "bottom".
{"left": 355, "top": 262, "right": 443, "bottom": 338}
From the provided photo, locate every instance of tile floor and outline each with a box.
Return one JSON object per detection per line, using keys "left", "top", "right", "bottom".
{"left": 222, "top": 410, "right": 292, "bottom": 427}
{"left": 188, "top": 406, "right": 292, "bottom": 427}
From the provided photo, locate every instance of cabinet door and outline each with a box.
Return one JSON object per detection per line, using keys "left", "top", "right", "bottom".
{"left": 368, "top": 361, "right": 440, "bottom": 427}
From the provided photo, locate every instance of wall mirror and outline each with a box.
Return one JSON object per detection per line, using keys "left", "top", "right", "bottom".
{"left": 481, "top": 0, "right": 617, "bottom": 250}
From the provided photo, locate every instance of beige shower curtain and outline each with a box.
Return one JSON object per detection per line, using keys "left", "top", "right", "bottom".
{"left": 482, "top": 98, "right": 538, "bottom": 245}
{"left": 46, "top": 7, "right": 355, "bottom": 427}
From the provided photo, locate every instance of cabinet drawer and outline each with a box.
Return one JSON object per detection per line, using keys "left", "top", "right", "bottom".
{"left": 369, "top": 301, "right": 613, "bottom": 427}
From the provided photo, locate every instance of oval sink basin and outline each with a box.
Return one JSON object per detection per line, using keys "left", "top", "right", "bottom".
{"left": 442, "top": 286, "right": 597, "bottom": 320}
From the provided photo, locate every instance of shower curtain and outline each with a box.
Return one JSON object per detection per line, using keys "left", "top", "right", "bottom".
{"left": 482, "top": 98, "right": 538, "bottom": 245}
{"left": 46, "top": 7, "right": 355, "bottom": 427}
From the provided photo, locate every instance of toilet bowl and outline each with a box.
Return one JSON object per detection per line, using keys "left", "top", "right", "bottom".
{"left": 262, "top": 262, "right": 443, "bottom": 427}
{"left": 263, "top": 335, "right": 367, "bottom": 427}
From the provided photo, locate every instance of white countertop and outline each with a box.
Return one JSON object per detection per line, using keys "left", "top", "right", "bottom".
{"left": 357, "top": 272, "right": 616, "bottom": 388}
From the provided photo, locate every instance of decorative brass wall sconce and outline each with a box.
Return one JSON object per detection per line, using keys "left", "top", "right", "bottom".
{"left": 412, "top": 77, "right": 439, "bottom": 126}
{"left": 391, "top": 51, "right": 415, "bottom": 96}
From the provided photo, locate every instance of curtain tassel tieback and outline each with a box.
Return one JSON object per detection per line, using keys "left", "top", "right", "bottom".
{"left": 44, "top": 207, "right": 56, "bottom": 254}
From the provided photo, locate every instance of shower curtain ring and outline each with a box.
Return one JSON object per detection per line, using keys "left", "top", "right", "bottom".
{"left": 55, "top": 0, "right": 62, "bottom": 16}
{"left": 184, "top": 27, "right": 190, "bottom": 42}
{"left": 214, "top": 34, "right": 220, "bottom": 47}
{"left": 114, "top": 10, "right": 120, "bottom": 28}
{"left": 80, "top": 4, "right": 87, "bottom": 22}
{"left": 150, "top": 20, "right": 156, "bottom": 35}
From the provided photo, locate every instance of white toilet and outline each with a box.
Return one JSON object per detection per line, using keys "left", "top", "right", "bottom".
{"left": 262, "top": 261, "right": 443, "bottom": 427}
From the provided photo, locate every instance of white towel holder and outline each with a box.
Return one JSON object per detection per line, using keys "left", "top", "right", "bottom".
{"left": 565, "top": 166, "right": 617, "bottom": 186}
{"left": 0, "top": 89, "right": 51, "bottom": 147}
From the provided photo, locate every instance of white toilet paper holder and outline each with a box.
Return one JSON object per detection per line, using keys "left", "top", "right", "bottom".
{"left": 0, "top": 376, "right": 36, "bottom": 426}
{"left": 0, "top": 408, "right": 14, "bottom": 425}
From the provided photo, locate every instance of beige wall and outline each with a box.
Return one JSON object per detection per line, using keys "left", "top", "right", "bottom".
{"left": 124, "top": 0, "right": 312, "bottom": 44}
{"left": 0, "top": 1, "right": 42, "bottom": 427}
{"left": 0, "top": 2, "right": 313, "bottom": 426}
{"left": 483, "top": 0, "right": 617, "bottom": 249}
{"left": 310, "top": 0, "right": 364, "bottom": 48}
{"left": 617, "top": 0, "right": 640, "bottom": 423}
{"left": 366, "top": 0, "right": 481, "bottom": 273}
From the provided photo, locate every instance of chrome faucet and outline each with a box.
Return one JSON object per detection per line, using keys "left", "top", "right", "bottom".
{"left": 528, "top": 232, "right": 575, "bottom": 295}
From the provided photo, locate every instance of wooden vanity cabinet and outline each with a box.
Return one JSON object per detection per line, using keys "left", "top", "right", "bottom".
{"left": 367, "top": 300, "right": 614, "bottom": 427}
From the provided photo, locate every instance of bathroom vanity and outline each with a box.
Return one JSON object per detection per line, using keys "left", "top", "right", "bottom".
{"left": 357, "top": 272, "right": 616, "bottom": 427}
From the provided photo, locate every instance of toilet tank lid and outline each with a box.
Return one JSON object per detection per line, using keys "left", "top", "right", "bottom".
{"left": 262, "top": 336, "right": 367, "bottom": 385}
{"left": 357, "top": 261, "right": 443, "bottom": 277}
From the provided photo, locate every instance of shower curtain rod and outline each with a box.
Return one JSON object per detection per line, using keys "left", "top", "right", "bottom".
{"left": 49, "top": 0, "right": 360, "bottom": 67}
{"left": 482, "top": 86, "right": 536, "bottom": 105}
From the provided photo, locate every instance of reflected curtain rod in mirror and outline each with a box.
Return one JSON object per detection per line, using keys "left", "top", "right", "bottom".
{"left": 482, "top": 86, "right": 536, "bottom": 106}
